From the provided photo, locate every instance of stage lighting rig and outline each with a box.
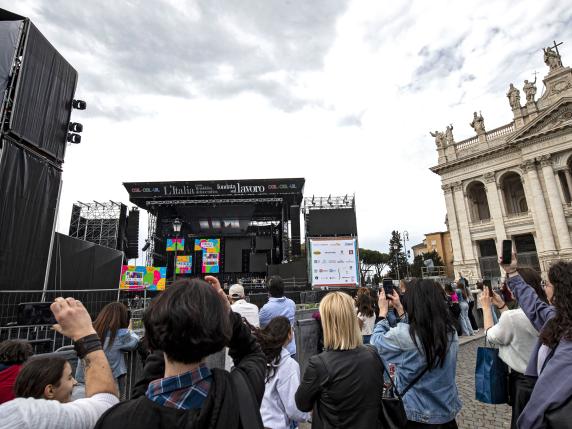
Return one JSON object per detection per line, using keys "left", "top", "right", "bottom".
{"left": 68, "top": 122, "right": 83, "bottom": 133}
{"left": 72, "top": 99, "right": 87, "bottom": 110}
{"left": 141, "top": 239, "right": 151, "bottom": 252}
{"left": 67, "top": 133, "right": 81, "bottom": 144}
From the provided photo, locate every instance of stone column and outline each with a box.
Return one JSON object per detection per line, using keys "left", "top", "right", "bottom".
{"left": 564, "top": 169, "right": 572, "bottom": 199}
{"left": 483, "top": 172, "right": 507, "bottom": 241}
{"left": 452, "top": 181, "right": 476, "bottom": 263}
{"left": 521, "top": 159, "right": 556, "bottom": 252}
{"left": 442, "top": 184, "right": 464, "bottom": 263}
{"left": 540, "top": 155, "right": 572, "bottom": 250}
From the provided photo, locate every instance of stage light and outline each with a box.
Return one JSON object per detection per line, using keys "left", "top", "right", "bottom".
{"left": 172, "top": 218, "right": 182, "bottom": 233}
{"left": 142, "top": 239, "right": 151, "bottom": 252}
{"left": 68, "top": 122, "right": 83, "bottom": 132}
{"left": 72, "top": 99, "right": 87, "bottom": 110}
{"left": 67, "top": 133, "right": 81, "bottom": 144}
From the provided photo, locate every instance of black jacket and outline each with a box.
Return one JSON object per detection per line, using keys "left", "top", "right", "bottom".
{"left": 94, "top": 311, "right": 265, "bottom": 429}
{"left": 295, "top": 346, "right": 383, "bottom": 429}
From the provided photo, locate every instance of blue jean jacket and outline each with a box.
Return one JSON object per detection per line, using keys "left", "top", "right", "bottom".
{"left": 76, "top": 329, "right": 140, "bottom": 382}
{"left": 371, "top": 318, "right": 461, "bottom": 424}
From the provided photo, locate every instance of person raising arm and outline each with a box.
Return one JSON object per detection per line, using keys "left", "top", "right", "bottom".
{"left": 0, "top": 298, "right": 118, "bottom": 429}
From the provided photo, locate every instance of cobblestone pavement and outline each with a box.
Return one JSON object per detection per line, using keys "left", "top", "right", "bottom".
{"left": 456, "top": 336, "right": 511, "bottom": 429}
{"left": 299, "top": 334, "right": 512, "bottom": 429}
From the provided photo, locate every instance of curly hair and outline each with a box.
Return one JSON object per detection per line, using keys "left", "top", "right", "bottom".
{"left": 539, "top": 261, "right": 572, "bottom": 348}
{"left": 254, "top": 316, "right": 291, "bottom": 382}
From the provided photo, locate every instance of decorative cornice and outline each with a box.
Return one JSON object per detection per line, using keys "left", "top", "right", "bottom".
{"left": 483, "top": 172, "right": 496, "bottom": 184}
{"left": 520, "top": 159, "right": 537, "bottom": 173}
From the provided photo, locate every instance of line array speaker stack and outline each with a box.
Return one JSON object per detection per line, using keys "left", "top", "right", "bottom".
{"left": 0, "top": 8, "right": 78, "bottom": 290}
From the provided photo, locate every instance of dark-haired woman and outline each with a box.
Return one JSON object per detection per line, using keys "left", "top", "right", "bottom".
{"left": 371, "top": 280, "right": 461, "bottom": 428}
{"left": 14, "top": 356, "right": 76, "bottom": 403}
{"left": 256, "top": 316, "right": 310, "bottom": 429}
{"left": 481, "top": 267, "right": 546, "bottom": 429}
{"left": 0, "top": 340, "right": 33, "bottom": 404}
{"left": 356, "top": 293, "right": 376, "bottom": 344}
{"left": 501, "top": 257, "right": 572, "bottom": 429}
{"left": 75, "top": 302, "right": 139, "bottom": 398}
{"left": 456, "top": 282, "right": 474, "bottom": 337}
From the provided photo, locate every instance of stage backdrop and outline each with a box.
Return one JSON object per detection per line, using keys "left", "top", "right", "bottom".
{"left": 308, "top": 238, "right": 359, "bottom": 287}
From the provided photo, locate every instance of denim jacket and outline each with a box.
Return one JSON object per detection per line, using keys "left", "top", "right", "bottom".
{"left": 76, "top": 329, "right": 140, "bottom": 382}
{"left": 371, "top": 318, "right": 461, "bottom": 424}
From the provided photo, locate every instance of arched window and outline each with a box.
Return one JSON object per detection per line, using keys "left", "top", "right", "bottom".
{"left": 501, "top": 172, "right": 528, "bottom": 215}
{"left": 466, "top": 181, "right": 490, "bottom": 222}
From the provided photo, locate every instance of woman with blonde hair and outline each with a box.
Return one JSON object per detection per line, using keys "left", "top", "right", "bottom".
{"left": 295, "top": 292, "right": 383, "bottom": 427}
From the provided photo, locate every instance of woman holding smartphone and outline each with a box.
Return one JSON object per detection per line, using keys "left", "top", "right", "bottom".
{"left": 501, "top": 255, "right": 572, "bottom": 428}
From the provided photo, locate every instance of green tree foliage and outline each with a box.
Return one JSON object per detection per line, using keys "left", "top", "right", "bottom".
{"left": 359, "top": 248, "right": 390, "bottom": 285}
{"left": 387, "top": 230, "right": 409, "bottom": 279}
{"left": 410, "top": 250, "right": 445, "bottom": 277}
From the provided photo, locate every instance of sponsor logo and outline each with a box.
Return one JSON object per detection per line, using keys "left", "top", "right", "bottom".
{"left": 313, "top": 250, "right": 321, "bottom": 255}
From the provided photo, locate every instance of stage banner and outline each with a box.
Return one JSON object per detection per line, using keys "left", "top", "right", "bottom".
{"left": 176, "top": 255, "right": 192, "bottom": 274}
{"left": 309, "top": 238, "right": 359, "bottom": 287}
{"left": 166, "top": 238, "right": 184, "bottom": 251}
{"left": 119, "top": 266, "right": 167, "bottom": 290}
{"left": 194, "top": 239, "right": 221, "bottom": 273}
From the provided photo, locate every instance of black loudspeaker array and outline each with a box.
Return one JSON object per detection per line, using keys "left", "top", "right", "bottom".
{"left": 290, "top": 205, "right": 301, "bottom": 256}
{"left": 125, "top": 208, "right": 140, "bottom": 260}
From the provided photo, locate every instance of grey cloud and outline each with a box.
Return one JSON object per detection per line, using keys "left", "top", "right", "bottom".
{"left": 337, "top": 114, "right": 363, "bottom": 127}
{"left": 84, "top": 99, "right": 155, "bottom": 121}
{"left": 408, "top": 38, "right": 466, "bottom": 90}
{"left": 29, "top": 0, "right": 349, "bottom": 116}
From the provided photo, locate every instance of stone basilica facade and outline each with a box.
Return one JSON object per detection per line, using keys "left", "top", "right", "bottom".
{"left": 431, "top": 43, "right": 572, "bottom": 282}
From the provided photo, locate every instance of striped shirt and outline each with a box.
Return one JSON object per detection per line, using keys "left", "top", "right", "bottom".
{"left": 146, "top": 364, "right": 212, "bottom": 410}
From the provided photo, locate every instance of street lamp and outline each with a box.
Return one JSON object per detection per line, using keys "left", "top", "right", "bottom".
{"left": 393, "top": 243, "right": 400, "bottom": 281}
{"left": 172, "top": 218, "right": 182, "bottom": 281}
{"left": 402, "top": 230, "right": 410, "bottom": 278}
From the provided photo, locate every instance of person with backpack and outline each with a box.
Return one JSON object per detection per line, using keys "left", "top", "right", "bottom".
{"left": 371, "top": 280, "right": 461, "bottom": 428}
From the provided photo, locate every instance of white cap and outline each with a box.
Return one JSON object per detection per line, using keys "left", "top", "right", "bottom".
{"left": 229, "top": 284, "right": 245, "bottom": 299}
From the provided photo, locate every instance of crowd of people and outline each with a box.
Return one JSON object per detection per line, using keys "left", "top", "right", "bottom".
{"left": 0, "top": 256, "right": 571, "bottom": 428}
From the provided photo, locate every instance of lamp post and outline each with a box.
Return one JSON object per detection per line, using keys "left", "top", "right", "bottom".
{"left": 393, "top": 243, "right": 400, "bottom": 281}
{"left": 172, "top": 218, "right": 182, "bottom": 282}
{"left": 402, "top": 230, "right": 410, "bottom": 278}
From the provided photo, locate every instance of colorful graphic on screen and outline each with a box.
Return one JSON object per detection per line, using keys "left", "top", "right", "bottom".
{"left": 166, "top": 238, "right": 185, "bottom": 251}
{"left": 176, "top": 255, "right": 192, "bottom": 274}
{"left": 120, "top": 266, "right": 167, "bottom": 290}
{"left": 194, "top": 239, "right": 221, "bottom": 273}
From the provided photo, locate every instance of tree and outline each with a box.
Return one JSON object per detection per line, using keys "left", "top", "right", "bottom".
{"left": 410, "top": 250, "right": 445, "bottom": 278}
{"left": 359, "top": 248, "right": 390, "bottom": 285}
{"left": 387, "top": 230, "right": 409, "bottom": 279}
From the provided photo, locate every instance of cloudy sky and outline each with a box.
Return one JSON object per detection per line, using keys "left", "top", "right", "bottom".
{"left": 3, "top": 0, "right": 572, "bottom": 260}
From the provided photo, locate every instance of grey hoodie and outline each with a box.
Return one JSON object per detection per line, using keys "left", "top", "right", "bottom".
{"left": 507, "top": 274, "right": 572, "bottom": 429}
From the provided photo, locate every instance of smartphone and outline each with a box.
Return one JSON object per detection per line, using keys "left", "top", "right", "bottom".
{"left": 502, "top": 240, "right": 513, "bottom": 264}
{"left": 487, "top": 284, "right": 494, "bottom": 295}
{"left": 17, "top": 302, "right": 56, "bottom": 325}
{"left": 382, "top": 279, "right": 394, "bottom": 299}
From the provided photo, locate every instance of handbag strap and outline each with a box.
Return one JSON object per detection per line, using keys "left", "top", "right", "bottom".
{"left": 366, "top": 344, "right": 429, "bottom": 399}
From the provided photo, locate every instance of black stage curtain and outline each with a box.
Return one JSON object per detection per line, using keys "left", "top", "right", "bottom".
{"left": 47, "top": 233, "right": 123, "bottom": 291}
{"left": 0, "top": 20, "right": 23, "bottom": 109}
{"left": 0, "top": 138, "right": 61, "bottom": 290}
{"left": 10, "top": 22, "right": 77, "bottom": 162}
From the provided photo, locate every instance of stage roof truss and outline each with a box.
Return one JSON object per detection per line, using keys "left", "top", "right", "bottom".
{"left": 146, "top": 197, "right": 284, "bottom": 206}
{"left": 302, "top": 194, "right": 355, "bottom": 213}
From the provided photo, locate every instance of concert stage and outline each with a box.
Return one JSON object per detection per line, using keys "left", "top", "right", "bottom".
{"left": 124, "top": 178, "right": 305, "bottom": 285}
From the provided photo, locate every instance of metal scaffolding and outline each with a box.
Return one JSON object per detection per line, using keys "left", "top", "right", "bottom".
{"left": 69, "top": 201, "right": 126, "bottom": 249}
{"left": 145, "top": 212, "right": 157, "bottom": 266}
